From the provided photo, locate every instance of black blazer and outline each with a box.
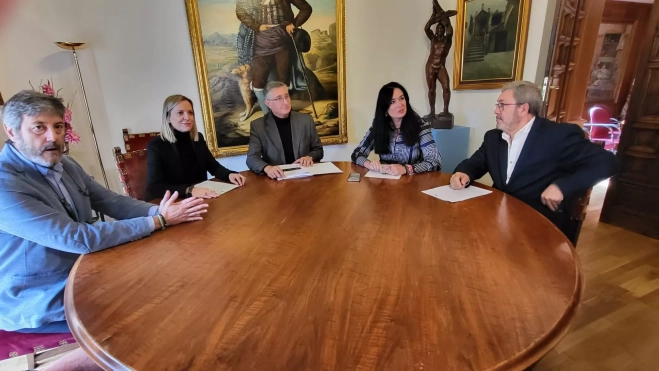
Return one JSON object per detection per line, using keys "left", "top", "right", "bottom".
{"left": 455, "top": 117, "right": 618, "bottom": 214}
{"left": 146, "top": 133, "right": 235, "bottom": 200}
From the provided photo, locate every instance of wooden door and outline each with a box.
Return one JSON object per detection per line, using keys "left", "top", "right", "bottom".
{"left": 543, "top": 0, "right": 586, "bottom": 122}
{"left": 600, "top": 1, "right": 659, "bottom": 239}
{"left": 542, "top": 0, "right": 606, "bottom": 124}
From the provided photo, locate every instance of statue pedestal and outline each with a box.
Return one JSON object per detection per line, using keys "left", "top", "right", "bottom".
{"left": 424, "top": 113, "right": 454, "bottom": 129}
{"left": 431, "top": 125, "right": 470, "bottom": 173}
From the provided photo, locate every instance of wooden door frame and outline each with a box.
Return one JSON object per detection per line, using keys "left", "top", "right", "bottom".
{"left": 600, "top": 0, "right": 659, "bottom": 238}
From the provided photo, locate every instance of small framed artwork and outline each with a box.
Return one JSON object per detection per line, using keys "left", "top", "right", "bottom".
{"left": 453, "top": 0, "right": 531, "bottom": 90}
{"left": 185, "top": 0, "right": 348, "bottom": 158}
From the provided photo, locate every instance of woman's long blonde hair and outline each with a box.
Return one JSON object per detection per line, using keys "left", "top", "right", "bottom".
{"left": 160, "top": 95, "right": 199, "bottom": 143}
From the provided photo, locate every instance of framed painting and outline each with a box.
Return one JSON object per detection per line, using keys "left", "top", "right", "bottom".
{"left": 453, "top": 0, "right": 531, "bottom": 90}
{"left": 185, "top": 0, "right": 348, "bottom": 158}
{"left": 586, "top": 23, "right": 634, "bottom": 103}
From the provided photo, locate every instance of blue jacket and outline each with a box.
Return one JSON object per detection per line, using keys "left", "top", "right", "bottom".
{"left": 0, "top": 143, "right": 156, "bottom": 331}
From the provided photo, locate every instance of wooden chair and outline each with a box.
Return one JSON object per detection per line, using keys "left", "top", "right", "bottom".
{"left": 560, "top": 134, "right": 607, "bottom": 247}
{"left": 563, "top": 189, "right": 592, "bottom": 247}
{"left": 113, "top": 147, "right": 149, "bottom": 201}
{"left": 122, "top": 128, "right": 159, "bottom": 152}
{"left": 0, "top": 331, "right": 78, "bottom": 370}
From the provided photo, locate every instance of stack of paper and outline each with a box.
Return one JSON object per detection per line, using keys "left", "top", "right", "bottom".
{"left": 195, "top": 180, "right": 239, "bottom": 195}
{"left": 364, "top": 170, "right": 401, "bottom": 180}
{"left": 422, "top": 185, "right": 492, "bottom": 203}
{"left": 276, "top": 162, "right": 343, "bottom": 180}
{"left": 277, "top": 164, "right": 312, "bottom": 180}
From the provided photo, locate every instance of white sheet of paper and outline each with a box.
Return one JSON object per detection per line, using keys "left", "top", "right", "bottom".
{"left": 305, "top": 162, "right": 343, "bottom": 175}
{"left": 422, "top": 185, "right": 492, "bottom": 203}
{"left": 277, "top": 169, "right": 312, "bottom": 180}
{"left": 364, "top": 170, "right": 402, "bottom": 179}
{"left": 195, "top": 180, "right": 239, "bottom": 195}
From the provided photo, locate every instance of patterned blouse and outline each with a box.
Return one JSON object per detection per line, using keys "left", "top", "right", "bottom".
{"left": 351, "top": 124, "right": 442, "bottom": 173}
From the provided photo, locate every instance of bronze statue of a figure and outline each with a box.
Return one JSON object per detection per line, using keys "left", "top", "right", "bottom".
{"left": 424, "top": 0, "right": 457, "bottom": 129}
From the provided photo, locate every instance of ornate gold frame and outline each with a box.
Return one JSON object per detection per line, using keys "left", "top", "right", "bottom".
{"left": 185, "top": 0, "right": 348, "bottom": 158}
{"left": 452, "top": 0, "right": 531, "bottom": 90}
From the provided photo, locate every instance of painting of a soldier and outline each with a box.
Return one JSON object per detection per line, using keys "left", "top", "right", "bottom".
{"left": 197, "top": 0, "right": 341, "bottom": 149}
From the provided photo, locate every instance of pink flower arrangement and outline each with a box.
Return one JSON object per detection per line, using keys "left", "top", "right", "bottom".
{"left": 32, "top": 79, "right": 81, "bottom": 145}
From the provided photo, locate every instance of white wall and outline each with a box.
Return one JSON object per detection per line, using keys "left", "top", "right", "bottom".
{"left": 0, "top": 0, "right": 553, "bottom": 192}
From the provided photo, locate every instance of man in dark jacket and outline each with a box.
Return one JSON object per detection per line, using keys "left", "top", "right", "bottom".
{"left": 451, "top": 81, "right": 618, "bottom": 235}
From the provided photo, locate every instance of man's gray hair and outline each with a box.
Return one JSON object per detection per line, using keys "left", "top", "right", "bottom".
{"left": 1, "top": 90, "right": 66, "bottom": 131}
{"left": 502, "top": 81, "right": 542, "bottom": 116}
{"left": 264, "top": 81, "right": 288, "bottom": 99}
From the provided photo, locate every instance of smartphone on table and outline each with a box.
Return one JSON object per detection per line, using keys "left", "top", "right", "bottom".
{"left": 348, "top": 173, "right": 361, "bottom": 182}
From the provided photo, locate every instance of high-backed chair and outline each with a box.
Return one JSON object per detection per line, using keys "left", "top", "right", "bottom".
{"left": 122, "top": 128, "right": 159, "bottom": 152}
{"left": 0, "top": 331, "right": 78, "bottom": 370}
{"left": 113, "top": 147, "right": 149, "bottom": 201}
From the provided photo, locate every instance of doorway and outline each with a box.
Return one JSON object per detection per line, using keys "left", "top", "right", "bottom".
{"left": 541, "top": 0, "right": 659, "bottom": 238}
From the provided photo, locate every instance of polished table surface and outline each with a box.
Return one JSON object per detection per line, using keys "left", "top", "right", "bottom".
{"left": 65, "top": 162, "right": 582, "bottom": 371}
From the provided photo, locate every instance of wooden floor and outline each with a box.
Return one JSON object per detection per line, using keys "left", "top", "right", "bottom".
{"left": 535, "top": 181, "right": 659, "bottom": 371}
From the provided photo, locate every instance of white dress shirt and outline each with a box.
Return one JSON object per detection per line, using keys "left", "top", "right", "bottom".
{"left": 501, "top": 117, "right": 535, "bottom": 184}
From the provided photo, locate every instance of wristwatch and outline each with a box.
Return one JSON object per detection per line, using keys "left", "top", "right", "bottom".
{"left": 156, "top": 214, "right": 167, "bottom": 230}
{"left": 405, "top": 164, "right": 414, "bottom": 175}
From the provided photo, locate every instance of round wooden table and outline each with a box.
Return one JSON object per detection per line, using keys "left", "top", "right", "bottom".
{"left": 65, "top": 162, "right": 582, "bottom": 371}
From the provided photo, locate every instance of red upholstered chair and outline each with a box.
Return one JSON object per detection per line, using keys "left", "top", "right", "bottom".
{"left": 122, "top": 128, "right": 159, "bottom": 152}
{"left": 587, "top": 106, "right": 620, "bottom": 151}
{"left": 113, "top": 147, "right": 149, "bottom": 201}
{"left": 0, "top": 331, "right": 77, "bottom": 369}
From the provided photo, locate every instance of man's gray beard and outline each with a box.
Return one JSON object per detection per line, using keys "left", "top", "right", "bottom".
{"left": 13, "top": 137, "right": 62, "bottom": 168}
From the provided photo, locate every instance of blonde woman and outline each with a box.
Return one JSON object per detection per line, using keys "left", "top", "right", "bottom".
{"left": 146, "top": 95, "right": 245, "bottom": 200}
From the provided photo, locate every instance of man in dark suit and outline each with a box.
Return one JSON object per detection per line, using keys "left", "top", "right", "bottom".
{"left": 450, "top": 81, "right": 618, "bottom": 233}
{"left": 246, "top": 81, "right": 323, "bottom": 179}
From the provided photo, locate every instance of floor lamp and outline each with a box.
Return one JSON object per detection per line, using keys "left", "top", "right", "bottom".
{"left": 55, "top": 41, "right": 110, "bottom": 189}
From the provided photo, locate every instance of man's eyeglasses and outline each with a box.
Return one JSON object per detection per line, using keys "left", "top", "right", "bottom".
{"left": 495, "top": 102, "right": 523, "bottom": 110}
{"left": 266, "top": 95, "right": 290, "bottom": 103}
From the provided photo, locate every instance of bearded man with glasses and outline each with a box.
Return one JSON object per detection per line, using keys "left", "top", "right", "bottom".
{"left": 450, "top": 81, "right": 618, "bottom": 237}
{"left": 0, "top": 91, "right": 209, "bottom": 370}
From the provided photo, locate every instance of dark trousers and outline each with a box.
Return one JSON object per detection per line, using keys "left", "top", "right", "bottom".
{"left": 252, "top": 48, "right": 291, "bottom": 89}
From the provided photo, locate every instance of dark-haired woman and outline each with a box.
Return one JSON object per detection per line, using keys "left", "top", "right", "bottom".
{"left": 351, "top": 82, "right": 441, "bottom": 175}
